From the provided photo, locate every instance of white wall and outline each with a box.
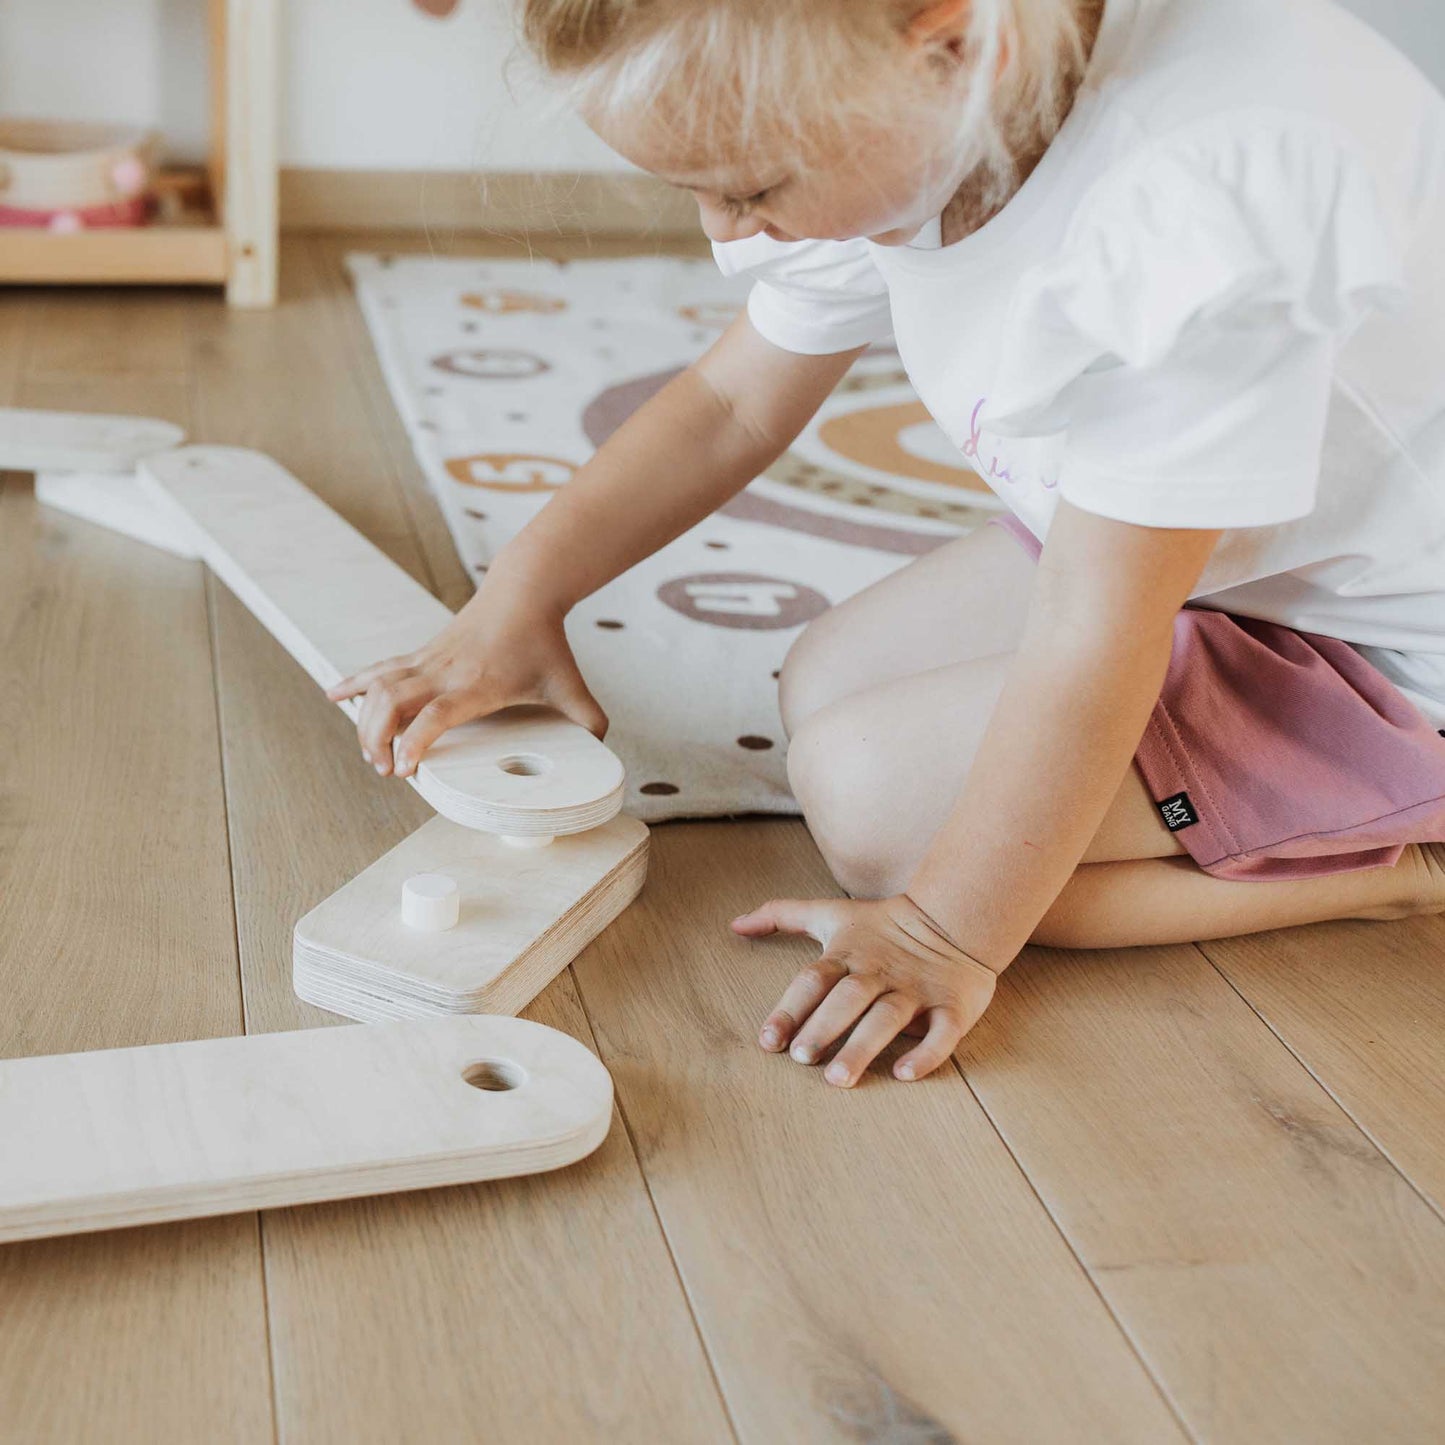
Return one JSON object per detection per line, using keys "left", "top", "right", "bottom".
{"left": 0, "top": 0, "right": 618, "bottom": 171}
{"left": 0, "top": 0, "right": 1440, "bottom": 173}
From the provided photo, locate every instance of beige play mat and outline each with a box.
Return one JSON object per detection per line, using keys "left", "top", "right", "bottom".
{"left": 347, "top": 251, "right": 1003, "bottom": 821}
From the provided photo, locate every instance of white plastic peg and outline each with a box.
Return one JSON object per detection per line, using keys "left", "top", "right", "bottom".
{"left": 401, "top": 873, "right": 460, "bottom": 932}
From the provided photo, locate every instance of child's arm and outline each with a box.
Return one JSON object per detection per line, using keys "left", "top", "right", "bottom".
{"left": 484, "top": 310, "right": 867, "bottom": 618}
{"left": 328, "top": 313, "right": 869, "bottom": 775}
{"left": 734, "top": 499, "right": 1225, "bottom": 1085}
{"left": 904, "top": 500, "right": 1224, "bottom": 967}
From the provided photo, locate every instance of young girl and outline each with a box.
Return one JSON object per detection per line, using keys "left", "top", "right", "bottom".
{"left": 331, "top": 0, "right": 1445, "bottom": 1088}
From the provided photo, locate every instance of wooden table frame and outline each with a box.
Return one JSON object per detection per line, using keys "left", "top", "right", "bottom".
{"left": 0, "top": 0, "right": 278, "bottom": 307}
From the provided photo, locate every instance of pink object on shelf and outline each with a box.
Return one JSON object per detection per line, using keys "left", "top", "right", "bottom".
{"left": 110, "top": 155, "right": 148, "bottom": 198}
{"left": 0, "top": 195, "right": 154, "bottom": 229}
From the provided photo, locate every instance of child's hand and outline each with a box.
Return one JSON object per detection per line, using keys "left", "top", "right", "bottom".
{"left": 731, "top": 893, "right": 998, "bottom": 1087}
{"left": 325, "top": 588, "right": 607, "bottom": 779}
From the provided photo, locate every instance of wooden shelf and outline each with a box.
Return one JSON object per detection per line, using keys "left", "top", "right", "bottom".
{"left": 0, "top": 176, "right": 228, "bottom": 286}
{"left": 0, "top": 0, "right": 277, "bottom": 306}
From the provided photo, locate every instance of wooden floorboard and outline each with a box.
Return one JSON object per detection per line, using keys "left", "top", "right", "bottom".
{"left": 574, "top": 819, "right": 1186, "bottom": 1443}
{"left": 24, "top": 288, "right": 194, "bottom": 381}
{"left": 189, "top": 240, "right": 732, "bottom": 1442}
{"left": 956, "top": 938, "right": 1445, "bottom": 1442}
{"left": 187, "top": 237, "right": 432, "bottom": 587}
{"left": 1198, "top": 915, "right": 1445, "bottom": 1218}
{"left": 307, "top": 234, "right": 476, "bottom": 612}
{"left": 0, "top": 294, "right": 275, "bottom": 1442}
{"left": 2, "top": 230, "right": 1443, "bottom": 1441}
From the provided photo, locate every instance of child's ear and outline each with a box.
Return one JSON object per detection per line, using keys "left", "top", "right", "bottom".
{"left": 903, "top": 0, "right": 971, "bottom": 60}
{"left": 906, "top": 1, "right": 1013, "bottom": 87}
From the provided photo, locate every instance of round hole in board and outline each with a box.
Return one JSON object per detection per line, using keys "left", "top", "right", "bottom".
{"left": 496, "top": 752, "right": 552, "bottom": 777}
{"left": 463, "top": 1059, "right": 525, "bottom": 1092}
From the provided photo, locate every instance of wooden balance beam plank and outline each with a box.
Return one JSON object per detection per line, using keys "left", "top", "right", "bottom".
{"left": 0, "top": 406, "right": 183, "bottom": 474}
{"left": 0, "top": 406, "right": 199, "bottom": 556}
{"left": 0, "top": 1016, "right": 613, "bottom": 1244}
{"left": 139, "top": 445, "right": 623, "bottom": 838}
{"left": 35, "top": 471, "right": 201, "bottom": 558}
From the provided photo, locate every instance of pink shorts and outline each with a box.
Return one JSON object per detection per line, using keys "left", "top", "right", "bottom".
{"left": 987, "top": 512, "right": 1445, "bottom": 881}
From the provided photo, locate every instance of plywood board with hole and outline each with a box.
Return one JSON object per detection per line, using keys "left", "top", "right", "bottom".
{"left": 0, "top": 345, "right": 272, "bottom": 1441}
{"left": 193, "top": 241, "right": 731, "bottom": 1441}
{"left": 0, "top": 1017, "right": 613, "bottom": 1244}
{"left": 140, "top": 443, "right": 625, "bottom": 836}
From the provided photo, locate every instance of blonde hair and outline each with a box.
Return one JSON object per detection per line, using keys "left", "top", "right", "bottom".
{"left": 510, "top": 0, "right": 1092, "bottom": 216}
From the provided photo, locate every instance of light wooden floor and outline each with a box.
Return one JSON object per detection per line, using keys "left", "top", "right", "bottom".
{"left": 2, "top": 231, "right": 1443, "bottom": 1445}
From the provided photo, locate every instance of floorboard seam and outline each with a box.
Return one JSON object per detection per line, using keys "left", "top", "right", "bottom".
{"left": 566, "top": 959, "right": 744, "bottom": 1445}
{"left": 1193, "top": 937, "right": 1445, "bottom": 1227}
{"left": 306, "top": 236, "right": 459, "bottom": 608}
{"left": 201, "top": 564, "right": 285, "bottom": 1445}
{"left": 946, "top": 1051, "right": 1199, "bottom": 1443}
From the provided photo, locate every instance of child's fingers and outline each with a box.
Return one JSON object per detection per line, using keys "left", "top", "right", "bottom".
{"left": 357, "top": 673, "right": 430, "bottom": 775}
{"left": 544, "top": 671, "right": 610, "bottom": 741}
{"left": 326, "top": 675, "right": 366, "bottom": 703}
{"left": 326, "top": 655, "right": 410, "bottom": 703}
{"left": 393, "top": 692, "right": 480, "bottom": 778}
{"left": 823, "top": 992, "right": 920, "bottom": 1088}
{"left": 731, "top": 897, "right": 839, "bottom": 944}
{"left": 893, "top": 1006, "right": 969, "bottom": 1082}
{"left": 758, "top": 955, "right": 847, "bottom": 1052}
{"left": 787, "top": 971, "right": 885, "bottom": 1066}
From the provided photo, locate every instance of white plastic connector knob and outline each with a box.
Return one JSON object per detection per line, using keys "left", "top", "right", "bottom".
{"left": 401, "top": 873, "right": 460, "bottom": 931}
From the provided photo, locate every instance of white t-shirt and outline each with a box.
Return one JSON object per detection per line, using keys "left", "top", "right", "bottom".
{"left": 711, "top": 0, "right": 1445, "bottom": 728}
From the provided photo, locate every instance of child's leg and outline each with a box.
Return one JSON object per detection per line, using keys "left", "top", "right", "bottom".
{"left": 785, "top": 653, "right": 1445, "bottom": 945}
{"left": 786, "top": 649, "right": 1186, "bottom": 898}
{"left": 1032, "top": 844, "right": 1445, "bottom": 950}
{"left": 779, "top": 520, "right": 1038, "bottom": 735}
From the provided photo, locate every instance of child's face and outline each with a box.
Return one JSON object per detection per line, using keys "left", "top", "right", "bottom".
{"left": 581, "top": 2, "right": 975, "bottom": 247}
{"left": 586, "top": 99, "right": 971, "bottom": 248}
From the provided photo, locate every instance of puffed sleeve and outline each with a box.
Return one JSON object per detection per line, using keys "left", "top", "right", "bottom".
{"left": 984, "top": 116, "right": 1410, "bottom": 528}
{"left": 711, "top": 232, "right": 895, "bottom": 355}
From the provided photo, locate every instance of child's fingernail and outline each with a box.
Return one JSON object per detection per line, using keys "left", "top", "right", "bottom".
{"left": 898, "top": 1063, "right": 916, "bottom": 1081}
{"left": 760, "top": 1026, "right": 780, "bottom": 1048}
{"left": 825, "top": 1062, "right": 849, "bottom": 1086}
{"left": 362, "top": 749, "right": 371, "bottom": 762}
{"left": 375, "top": 762, "right": 388, "bottom": 775}
{"left": 791, "top": 1043, "right": 814, "bottom": 1065}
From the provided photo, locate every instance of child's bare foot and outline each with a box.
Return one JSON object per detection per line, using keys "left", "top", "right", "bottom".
{"left": 1367, "top": 841, "right": 1445, "bottom": 921}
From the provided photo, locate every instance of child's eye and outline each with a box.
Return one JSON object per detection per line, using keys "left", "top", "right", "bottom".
{"left": 720, "top": 189, "right": 771, "bottom": 218}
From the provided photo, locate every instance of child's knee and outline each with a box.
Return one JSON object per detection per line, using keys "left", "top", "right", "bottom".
{"left": 777, "top": 614, "right": 843, "bottom": 739}
{"left": 786, "top": 706, "right": 908, "bottom": 897}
